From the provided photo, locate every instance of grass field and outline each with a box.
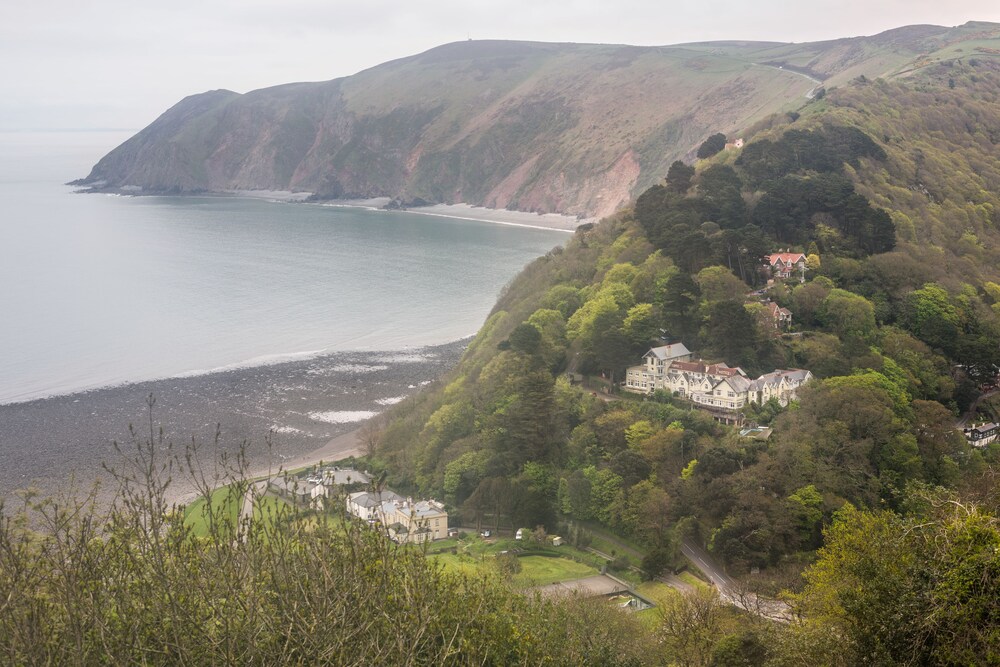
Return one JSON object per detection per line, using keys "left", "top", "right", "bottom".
{"left": 184, "top": 486, "right": 295, "bottom": 538}
{"left": 513, "top": 555, "right": 598, "bottom": 587}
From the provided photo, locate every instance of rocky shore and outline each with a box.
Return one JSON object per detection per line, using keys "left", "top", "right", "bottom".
{"left": 0, "top": 339, "right": 468, "bottom": 506}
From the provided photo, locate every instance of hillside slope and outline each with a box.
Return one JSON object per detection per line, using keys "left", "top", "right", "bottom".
{"left": 77, "top": 22, "right": 1000, "bottom": 218}
{"left": 368, "top": 52, "right": 1000, "bottom": 609}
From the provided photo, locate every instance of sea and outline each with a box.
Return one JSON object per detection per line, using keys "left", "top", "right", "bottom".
{"left": 0, "top": 131, "right": 567, "bottom": 405}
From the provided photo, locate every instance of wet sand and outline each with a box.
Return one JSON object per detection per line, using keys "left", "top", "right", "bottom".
{"left": 0, "top": 339, "right": 467, "bottom": 506}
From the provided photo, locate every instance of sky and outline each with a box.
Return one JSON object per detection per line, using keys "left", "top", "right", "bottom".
{"left": 2, "top": 1, "right": 1000, "bottom": 131}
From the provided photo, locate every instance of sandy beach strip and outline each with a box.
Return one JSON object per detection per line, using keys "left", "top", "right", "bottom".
{"left": 307, "top": 196, "right": 593, "bottom": 232}
{"left": 392, "top": 203, "right": 590, "bottom": 232}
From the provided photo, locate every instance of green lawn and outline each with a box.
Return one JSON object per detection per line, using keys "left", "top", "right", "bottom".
{"left": 513, "top": 555, "right": 598, "bottom": 587}
{"left": 427, "top": 551, "right": 486, "bottom": 577}
{"left": 184, "top": 486, "right": 295, "bottom": 538}
{"left": 184, "top": 486, "right": 243, "bottom": 538}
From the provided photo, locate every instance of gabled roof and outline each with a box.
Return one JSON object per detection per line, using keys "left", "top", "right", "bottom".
{"left": 768, "top": 253, "right": 806, "bottom": 266}
{"left": 644, "top": 342, "right": 691, "bottom": 361}
{"left": 751, "top": 369, "right": 812, "bottom": 391}
{"left": 723, "top": 375, "right": 753, "bottom": 393}
{"left": 766, "top": 302, "right": 792, "bottom": 318}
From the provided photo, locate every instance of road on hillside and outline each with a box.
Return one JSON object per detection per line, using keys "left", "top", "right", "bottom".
{"left": 681, "top": 538, "right": 793, "bottom": 623}
{"left": 754, "top": 62, "right": 824, "bottom": 98}
{"left": 956, "top": 388, "right": 999, "bottom": 427}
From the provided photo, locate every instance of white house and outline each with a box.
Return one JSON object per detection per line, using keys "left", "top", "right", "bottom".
{"left": 624, "top": 342, "right": 692, "bottom": 393}
{"left": 346, "top": 491, "right": 448, "bottom": 544}
{"left": 963, "top": 423, "right": 999, "bottom": 448}
{"left": 691, "top": 374, "right": 754, "bottom": 411}
{"left": 310, "top": 468, "right": 372, "bottom": 505}
{"left": 268, "top": 475, "right": 317, "bottom": 502}
{"left": 346, "top": 490, "right": 404, "bottom": 522}
{"left": 749, "top": 369, "right": 813, "bottom": 406}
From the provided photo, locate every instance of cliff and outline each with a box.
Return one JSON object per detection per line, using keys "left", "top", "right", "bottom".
{"left": 78, "top": 22, "right": 1000, "bottom": 218}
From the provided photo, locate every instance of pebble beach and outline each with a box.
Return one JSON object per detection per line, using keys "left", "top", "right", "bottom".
{"left": 0, "top": 339, "right": 468, "bottom": 506}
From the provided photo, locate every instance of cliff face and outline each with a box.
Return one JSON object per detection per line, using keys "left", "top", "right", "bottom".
{"left": 78, "top": 23, "right": 1000, "bottom": 218}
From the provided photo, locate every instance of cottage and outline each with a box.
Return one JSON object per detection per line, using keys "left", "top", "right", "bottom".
{"left": 310, "top": 467, "right": 372, "bottom": 505}
{"left": 963, "top": 423, "right": 999, "bottom": 448}
{"left": 767, "top": 252, "right": 807, "bottom": 281}
{"left": 268, "top": 474, "right": 316, "bottom": 503}
{"left": 765, "top": 301, "right": 793, "bottom": 329}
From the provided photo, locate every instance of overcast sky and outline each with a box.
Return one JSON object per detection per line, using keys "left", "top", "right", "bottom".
{"left": 2, "top": 1, "right": 999, "bottom": 131}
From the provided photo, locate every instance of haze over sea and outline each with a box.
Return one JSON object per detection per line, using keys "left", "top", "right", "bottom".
{"left": 0, "top": 131, "right": 566, "bottom": 405}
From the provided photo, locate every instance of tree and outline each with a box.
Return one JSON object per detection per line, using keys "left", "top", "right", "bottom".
{"left": 667, "top": 160, "right": 696, "bottom": 193}
{"left": 622, "top": 302, "right": 658, "bottom": 350}
{"left": 902, "top": 283, "right": 960, "bottom": 355}
{"left": 659, "top": 587, "right": 725, "bottom": 667}
{"left": 695, "top": 265, "right": 748, "bottom": 304}
{"left": 503, "top": 322, "right": 542, "bottom": 355}
{"left": 819, "top": 288, "right": 876, "bottom": 341}
{"left": 659, "top": 272, "right": 702, "bottom": 343}
{"left": 697, "top": 133, "right": 727, "bottom": 159}
{"left": 641, "top": 547, "right": 672, "bottom": 580}
{"left": 703, "top": 300, "right": 758, "bottom": 369}
{"left": 798, "top": 500, "right": 1000, "bottom": 666}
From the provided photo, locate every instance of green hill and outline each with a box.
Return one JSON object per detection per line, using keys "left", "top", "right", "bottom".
{"left": 363, "top": 50, "right": 1000, "bottom": 665}
{"left": 77, "top": 22, "right": 1000, "bottom": 218}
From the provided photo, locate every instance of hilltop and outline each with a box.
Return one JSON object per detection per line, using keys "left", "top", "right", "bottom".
{"left": 76, "top": 22, "right": 1000, "bottom": 218}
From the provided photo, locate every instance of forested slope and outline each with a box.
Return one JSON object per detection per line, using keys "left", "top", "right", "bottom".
{"left": 369, "top": 56, "right": 1000, "bottom": 663}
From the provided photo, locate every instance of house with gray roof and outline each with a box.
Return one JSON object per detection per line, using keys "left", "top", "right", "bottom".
{"left": 749, "top": 369, "right": 813, "bottom": 406}
{"left": 346, "top": 491, "right": 448, "bottom": 544}
{"left": 624, "top": 342, "right": 692, "bottom": 393}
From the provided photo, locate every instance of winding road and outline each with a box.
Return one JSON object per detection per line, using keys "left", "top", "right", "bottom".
{"left": 681, "top": 538, "right": 793, "bottom": 622}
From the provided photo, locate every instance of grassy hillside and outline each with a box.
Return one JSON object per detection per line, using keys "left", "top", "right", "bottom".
{"left": 78, "top": 22, "right": 1000, "bottom": 218}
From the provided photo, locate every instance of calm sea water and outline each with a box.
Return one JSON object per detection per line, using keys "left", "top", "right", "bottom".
{"left": 0, "top": 132, "right": 566, "bottom": 404}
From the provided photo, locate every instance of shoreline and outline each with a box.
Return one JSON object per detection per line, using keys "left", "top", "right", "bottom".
{"left": 73, "top": 187, "right": 594, "bottom": 233}
{"left": 167, "top": 426, "right": 367, "bottom": 508}
{"left": 0, "top": 339, "right": 469, "bottom": 506}
{"left": 236, "top": 194, "right": 593, "bottom": 232}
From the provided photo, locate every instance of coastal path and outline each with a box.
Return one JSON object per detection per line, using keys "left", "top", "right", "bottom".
{"left": 238, "top": 480, "right": 270, "bottom": 541}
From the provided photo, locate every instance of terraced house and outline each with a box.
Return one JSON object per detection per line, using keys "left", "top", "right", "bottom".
{"left": 624, "top": 343, "right": 813, "bottom": 415}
